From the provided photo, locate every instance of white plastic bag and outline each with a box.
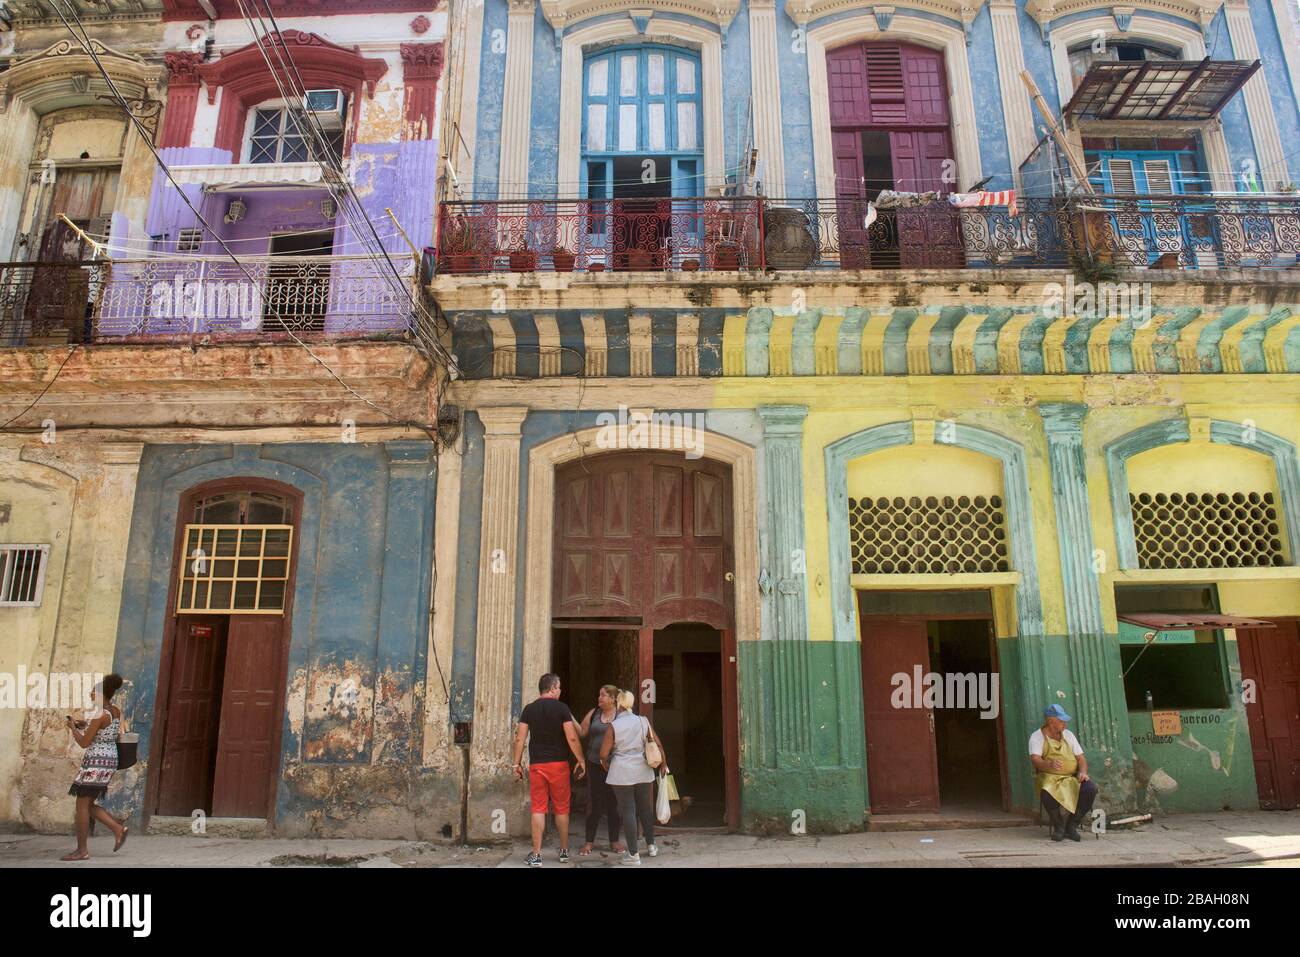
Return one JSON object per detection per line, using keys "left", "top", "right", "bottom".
{"left": 655, "top": 771, "right": 671, "bottom": 824}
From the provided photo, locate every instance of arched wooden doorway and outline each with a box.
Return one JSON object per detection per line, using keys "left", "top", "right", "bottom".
{"left": 551, "top": 451, "right": 739, "bottom": 828}
{"left": 827, "top": 40, "right": 963, "bottom": 268}
{"left": 148, "top": 479, "right": 301, "bottom": 823}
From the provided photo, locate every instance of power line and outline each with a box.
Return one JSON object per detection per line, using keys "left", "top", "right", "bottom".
{"left": 6, "top": 0, "right": 441, "bottom": 442}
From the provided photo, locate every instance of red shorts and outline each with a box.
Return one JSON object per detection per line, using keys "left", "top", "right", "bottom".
{"left": 528, "top": 761, "right": 572, "bottom": 814}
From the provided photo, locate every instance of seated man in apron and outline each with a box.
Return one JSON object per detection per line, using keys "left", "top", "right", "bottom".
{"left": 1029, "top": 704, "right": 1098, "bottom": 842}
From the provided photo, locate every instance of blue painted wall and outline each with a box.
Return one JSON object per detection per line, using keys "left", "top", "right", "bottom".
{"left": 111, "top": 441, "right": 436, "bottom": 832}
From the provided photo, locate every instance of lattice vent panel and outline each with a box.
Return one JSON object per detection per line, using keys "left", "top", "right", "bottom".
{"left": 1130, "top": 491, "right": 1286, "bottom": 569}
{"left": 849, "top": 495, "right": 1010, "bottom": 574}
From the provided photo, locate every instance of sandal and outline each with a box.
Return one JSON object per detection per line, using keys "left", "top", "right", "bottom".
{"left": 611, "top": 842, "right": 626, "bottom": 853}
{"left": 578, "top": 843, "right": 593, "bottom": 856}
{"left": 59, "top": 851, "right": 90, "bottom": 861}
{"left": 114, "top": 825, "right": 129, "bottom": 852}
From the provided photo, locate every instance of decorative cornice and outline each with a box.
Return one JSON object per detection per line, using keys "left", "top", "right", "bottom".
{"left": 0, "top": 39, "right": 163, "bottom": 114}
{"left": 787, "top": 0, "right": 985, "bottom": 27}
{"left": 198, "top": 30, "right": 388, "bottom": 104}
{"left": 540, "top": 0, "right": 741, "bottom": 32}
{"left": 1024, "top": 0, "right": 1222, "bottom": 31}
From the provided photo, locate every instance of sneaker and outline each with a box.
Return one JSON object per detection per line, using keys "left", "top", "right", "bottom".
{"left": 525, "top": 852, "right": 543, "bottom": 867}
{"left": 646, "top": 844, "right": 658, "bottom": 858}
{"left": 558, "top": 848, "right": 570, "bottom": 863}
{"left": 620, "top": 852, "right": 642, "bottom": 866}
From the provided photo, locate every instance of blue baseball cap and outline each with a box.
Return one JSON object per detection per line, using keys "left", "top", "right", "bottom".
{"left": 1043, "top": 704, "right": 1071, "bottom": 721}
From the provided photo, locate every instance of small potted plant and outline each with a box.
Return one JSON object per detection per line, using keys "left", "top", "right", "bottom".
{"left": 627, "top": 248, "right": 655, "bottom": 271}
{"left": 440, "top": 218, "right": 478, "bottom": 273}
{"left": 680, "top": 258, "right": 700, "bottom": 272}
{"left": 712, "top": 240, "right": 741, "bottom": 270}
{"left": 550, "top": 247, "right": 575, "bottom": 272}
{"left": 587, "top": 261, "right": 606, "bottom": 273}
{"left": 508, "top": 247, "right": 537, "bottom": 272}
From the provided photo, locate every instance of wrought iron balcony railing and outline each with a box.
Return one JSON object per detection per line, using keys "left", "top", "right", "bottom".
{"left": 2, "top": 255, "right": 437, "bottom": 349}
{"left": 434, "top": 195, "right": 1300, "bottom": 274}
{"left": 0, "top": 260, "right": 105, "bottom": 346}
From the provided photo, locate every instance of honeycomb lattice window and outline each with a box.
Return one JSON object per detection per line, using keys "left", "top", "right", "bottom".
{"left": 1130, "top": 491, "right": 1287, "bottom": 569}
{"left": 849, "top": 495, "right": 1010, "bottom": 574}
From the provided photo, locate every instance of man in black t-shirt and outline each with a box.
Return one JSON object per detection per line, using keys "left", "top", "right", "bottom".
{"left": 512, "top": 673, "right": 586, "bottom": 866}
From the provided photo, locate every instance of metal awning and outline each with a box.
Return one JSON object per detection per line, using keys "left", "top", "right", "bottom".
{"left": 1118, "top": 613, "right": 1275, "bottom": 632}
{"left": 168, "top": 162, "right": 328, "bottom": 192}
{"left": 1064, "top": 58, "right": 1260, "bottom": 124}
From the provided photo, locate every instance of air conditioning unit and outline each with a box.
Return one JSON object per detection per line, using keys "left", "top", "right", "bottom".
{"left": 304, "top": 89, "right": 347, "bottom": 130}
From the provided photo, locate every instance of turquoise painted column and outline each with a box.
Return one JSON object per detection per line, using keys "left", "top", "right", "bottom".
{"left": 757, "top": 405, "right": 812, "bottom": 763}
{"left": 1039, "top": 404, "right": 1127, "bottom": 767}
{"left": 377, "top": 441, "right": 437, "bottom": 765}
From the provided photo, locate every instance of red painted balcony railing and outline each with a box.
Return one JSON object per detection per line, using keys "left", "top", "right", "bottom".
{"left": 435, "top": 195, "right": 1300, "bottom": 274}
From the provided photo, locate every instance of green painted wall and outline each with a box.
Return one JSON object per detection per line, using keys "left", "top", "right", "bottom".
{"left": 1129, "top": 702, "right": 1259, "bottom": 814}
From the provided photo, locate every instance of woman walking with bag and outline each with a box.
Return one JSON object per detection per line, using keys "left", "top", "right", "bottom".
{"left": 62, "top": 673, "right": 129, "bottom": 861}
{"left": 600, "top": 690, "right": 668, "bottom": 865}
{"left": 577, "top": 684, "right": 623, "bottom": 856}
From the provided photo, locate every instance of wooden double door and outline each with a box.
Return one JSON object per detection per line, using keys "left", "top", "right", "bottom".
{"left": 553, "top": 451, "right": 740, "bottom": 826}
{"left": 1239, "top": 620, "right": 1300, "bottom": 810}
{"left": 155, "top": 614, "right": 288, "bottom": 819}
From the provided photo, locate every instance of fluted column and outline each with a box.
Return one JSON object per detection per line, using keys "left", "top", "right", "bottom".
{"left": 988, "top": 0, "right": 1036, "bottom": 188}
{"left": 470, "top": 407, "right": 528, "bottom": 768}
{"left": 498, "top": 0, "right": 536, "bottom": 199}
{"left": 1224, "top": 0, "right": 1289, "bottom": 191}
{"left": 758, "top": 405, "right": 811, "bottom": 762}
{"left": 1040, "top": 403, "right": 1121, "bottom": 755}
{"left": 748, "top": 0, "right": 786, "bottom": 196}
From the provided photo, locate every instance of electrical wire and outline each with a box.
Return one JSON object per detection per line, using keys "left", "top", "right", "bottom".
{"left": 6, "top": 0, "right": 442, "bottom": 443}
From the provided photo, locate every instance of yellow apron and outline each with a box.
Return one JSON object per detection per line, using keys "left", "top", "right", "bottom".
{"left": 1036, "top": 730, "right": 1081, "bottom": 815}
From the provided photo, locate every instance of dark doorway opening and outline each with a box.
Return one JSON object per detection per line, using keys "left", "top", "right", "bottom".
{"left": 859, "top": 592, "right": 1009, "bottom": 819}
{"left": 612, "top": 155, "right": 671, "bottom": 270}
{"left": 267, "top": 228, "right": 334, "bottom": 332}
{"left": 551, "top": 626, "right": 640, "bottom": 728}
{"left": 929, "top": 619, "right": 1003, "bottom": 812}
{"left": 652, "top": 623, "right": 726, "bottom": 828}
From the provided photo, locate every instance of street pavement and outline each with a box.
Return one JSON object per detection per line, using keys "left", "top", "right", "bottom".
{"left": 2, "top": 810, "right": 1298, "bottom": 868}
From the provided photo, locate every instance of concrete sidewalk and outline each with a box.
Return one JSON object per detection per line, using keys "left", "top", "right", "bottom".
{"left": 2, "top": 811, "right": 1297, "bottom": 868}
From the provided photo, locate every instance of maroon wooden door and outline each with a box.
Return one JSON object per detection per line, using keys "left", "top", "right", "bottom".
{"left": 211, "top": 616, "right": 287, "bottom": 818}
{"left": 554, "top": 451, "right": 737, "bottom": 824}
{"left": 1239, "top": 620, "right": 1300, "bottom": 810}
{"left": 860, "top": 617, "right": 941, "bottom": 812}
{"left": 156, "top": 616, "right": 228, "bottom": 816}
{"left": 554, "top": 452, "right": 731, "bottom": 631}
{"left": 891, "top": 129, "right": 963, "bottom": 267}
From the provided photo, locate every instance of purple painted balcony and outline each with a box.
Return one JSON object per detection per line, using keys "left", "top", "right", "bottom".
{"left": 434, "top": 195, "right": 1300, "bottom": 274}
{"left": 91, "top": 254, "right": 428, "bottom": 341}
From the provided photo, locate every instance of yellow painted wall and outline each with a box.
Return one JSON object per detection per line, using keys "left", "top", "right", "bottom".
{"left": 0, "top": 443, "right": 142, "bottom": 830}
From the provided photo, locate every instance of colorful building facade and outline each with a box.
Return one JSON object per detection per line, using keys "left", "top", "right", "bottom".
{"left": 1, "top": 0, "right": 1299, "bottom": 840}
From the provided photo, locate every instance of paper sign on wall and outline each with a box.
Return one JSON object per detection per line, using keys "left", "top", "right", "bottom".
{"left": 1152, "top": 710, "right": 1182, "bottom": 736}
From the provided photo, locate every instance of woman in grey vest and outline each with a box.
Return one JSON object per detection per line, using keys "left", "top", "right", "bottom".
{"left": 600, "top": 690, "right": 668, "bottom": 865}
{"left": 577, "top": 684, "right": 623, "bottom": 856}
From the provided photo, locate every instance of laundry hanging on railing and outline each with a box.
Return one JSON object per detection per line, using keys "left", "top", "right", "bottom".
{"left": 874, "top": 190, "right": 945, "bottom": 209}
{"left": 947, "top": 189, "right": 1019, "bottom": 216}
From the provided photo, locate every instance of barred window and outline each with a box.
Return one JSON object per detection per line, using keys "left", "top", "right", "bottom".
{"left": 178, "top": 525, "right": 292, "bottom": 614}
{"left": 0, "top": 544, "right": 49, "bottom": 607}
{"left": 849, "top": 495, "right": 1010, "bottom": 574}
{"left": 1130, "top": 491, "right": 1286, "bottom": 570}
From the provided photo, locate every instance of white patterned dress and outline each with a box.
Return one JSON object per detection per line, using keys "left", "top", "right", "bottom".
{"left": 69, "top": 709, "right": 119, "bottom": 798}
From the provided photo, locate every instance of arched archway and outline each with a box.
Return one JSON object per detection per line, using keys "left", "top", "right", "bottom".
{"left": 824, "top": 420, "right": 1043, "bottom": 814}
{"left": 523, "top": 424, "right": 758, "bottom": 828}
